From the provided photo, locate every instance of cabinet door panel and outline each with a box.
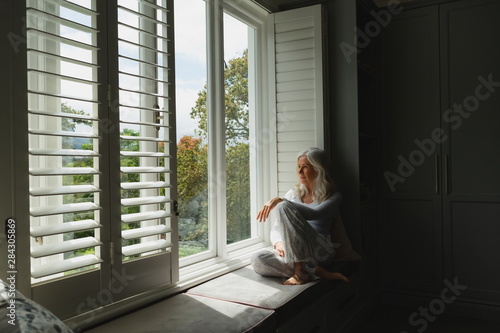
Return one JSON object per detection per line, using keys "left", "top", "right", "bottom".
{"left": 451, "top": 202, "right": 500, "bottom": 301}
{"left": 380, "top": 7, "right": 441, "bottom": 195}
{"left": 440, "top": 0, "right": 500, "bottom": 302}
{"left": 379, "top": 199, "right": 441, "bottom": 291}
{"left": 441, "top": 0, "right": 500, "bottom": 303}
{"left": 379, "top": 6, "right": 443, "bottom": 293}
{"left": 441, "top": 0, "right": 500, "bottom": 194}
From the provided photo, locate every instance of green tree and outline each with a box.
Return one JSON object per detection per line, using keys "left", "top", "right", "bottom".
{"left": 177, "top": 135, "right": 208, "bottom": 217}
{"left": 190, "top": 49, "right": 249, "bottom": 143}
{"left": 225, "top": 142, "right": 250, "bottom": 243}
{"left": 181, "top": 49, "right": 251, "bottom": 248}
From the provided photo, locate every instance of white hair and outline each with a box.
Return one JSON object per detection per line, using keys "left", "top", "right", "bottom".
{"left": 293, "top": 147, "right": 338, "bottom": 202}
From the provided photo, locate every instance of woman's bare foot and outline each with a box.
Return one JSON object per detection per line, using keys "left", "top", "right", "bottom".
{"left": 315, "top": 266, "right": 350, "bottom": 283}
{"left": 283, "top": 262, "right": 311, "bottom": 285}
{"left": 283, "top": 274, "right": 311, "bottom": 285}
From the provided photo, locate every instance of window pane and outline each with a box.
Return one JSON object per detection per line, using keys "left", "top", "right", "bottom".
{"left": 174, "top": 0, "right": 209, "bottom": 258}
{"left": 223, "top": 13, "right": 253, "bottom": 244}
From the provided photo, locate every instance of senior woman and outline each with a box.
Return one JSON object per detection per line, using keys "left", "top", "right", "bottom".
{"left": 251, "top": 148, "right": 349, "bottom": 285}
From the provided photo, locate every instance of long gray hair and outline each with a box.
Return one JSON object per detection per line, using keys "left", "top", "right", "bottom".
{"left": 293, "top": 147, "right": 338, "bottom": 202}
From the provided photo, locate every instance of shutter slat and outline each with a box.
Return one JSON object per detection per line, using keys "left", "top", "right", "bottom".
{"left": 27, "top": 29, "right": 98, "bottom": 51}
{"left": 29, "top": 129, "right": 99, "bottom": 139}
{"left": 30, "top": 0, "right": 98, "bottom": 16}
{"left": 119, "top": 87, "right": 171, "bottom": 99}
{"left": 28, "top": 49, "right": 99, "bottom": 69}
{"left": 27, "top": 7, "right": 98, "bottom": 34}
{"left": 278, "top": 130, "right": 315, "bottom": 143}
{"left": 275, "top": 28, "right": 314, "bottom": 43}
{"left": 277, "top": 90, "right": 315, "bottom": 103}
{"left": 120, "top": 135, "right": 170, "bottom": 142}
{"left": 277, "top": 79, "right": 315, "bottom": 93}
{"left": 120, "top": 119, "right": 171, "bottom": 128}
{"left": 119, "top": 54, "right": 170, "bottom": 72}
{"left": 31, "top": 237, "right": 101, "bottom": 258}
{"left": 119, "top": 71, "right": 171, "bottom": 86}
{"left": 277, "top": 100, "right": 315, "bottom": 112}
{"left": 122, "top": 240, "right": 170, "bottom": 257}
{"left": 275, "top": 38, "right": 314, "bottom": 53}
{"left": 30, "top": 202, "right": 101, "bottom": 217}
{"left": 122, "top": 210, "right": 172, "bottom": 224}
{"left": 118, "top": 103, "right": 171, "bottom": 113}
{"left": 121, "top": 181, "right": 171, "bottom": 190}
{"left": 120, "top": 151, "right": 171, "bottom": 158}
{"left": 29, "top": 110, "right": 98, "bottom": 121}
{"left": 27, "top": 90, "right": 99, "bottom": 103}
{"left": 121, "top": 196, "right": 171, "bottom": 207}
{"left": 118, "top": 39, "right": 170, "bottom": 57}
{"left": 30, "top": 185, "right": 100, "bottom": 196}
{"left": 28, "top": 69, "right": 100, "bottom": 87}
{"left": 118, "top": 22, "right": 170, "bottom": 43}
{"left": 118, "top": 1, "right": 169, "bottom": 13}
{"left": 122, "top": 225, "right": 170, "bottom": 240}
{"left": 29, "top": 148, "right": 100, "bottom": 156}
{"left": 120, "top": 167, "right": 170, "bottom": 174}
{"left": 31, "top": 255, "right": 102, "bottom": 279}
{"left": 29, "top": 167, "right": 99, "bottom": 176}
{"left": 31, "top": 220, "right": 101, "bottom": 237}
{"left": 118, "top": 6, "right": 170, "bottom": 27}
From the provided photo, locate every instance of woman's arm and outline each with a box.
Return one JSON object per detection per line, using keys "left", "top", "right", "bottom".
{"left": 270, "top": 220, "right": 282, "bottom": 245}
{"left": 285, "top": 192, "right": 342, "bottom": 220}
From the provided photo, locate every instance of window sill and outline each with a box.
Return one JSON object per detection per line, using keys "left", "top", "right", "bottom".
{"left": 69, "top": 241, "right": 271, "bottom": 331}
{"left": 178, "top": 241, "right": 271, "bottom": 288}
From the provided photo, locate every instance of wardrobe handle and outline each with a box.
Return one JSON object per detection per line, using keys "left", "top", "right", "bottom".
{"left": 435, "top": 155, "right": 439, "bottom": 194}
{"left": 444, "top": 154, "right": 449, "bottom": 194}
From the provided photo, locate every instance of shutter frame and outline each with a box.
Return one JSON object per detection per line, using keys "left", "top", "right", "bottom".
{"left": 272, "top": 5, "right": 325, "bottom": 197}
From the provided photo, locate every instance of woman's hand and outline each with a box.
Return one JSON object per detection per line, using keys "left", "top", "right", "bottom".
{"left": 274, "top": 241, "right": 284, "bottom": 257}
{"left": 256, "top": 197, "right": 283, "bottom": 222}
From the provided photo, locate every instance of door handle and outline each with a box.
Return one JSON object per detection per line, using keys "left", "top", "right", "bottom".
{"left": 435, "top": 155, "right": 439, "bottom": 194}
{"left": 444, "top": 154, "right": 449, "bottom": 194}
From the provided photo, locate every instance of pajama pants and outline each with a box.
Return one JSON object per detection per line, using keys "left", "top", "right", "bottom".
{"left": 250, "top": 200, "right": 336, "bottom": 279}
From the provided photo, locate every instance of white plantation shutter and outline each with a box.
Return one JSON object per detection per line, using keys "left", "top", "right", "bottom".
{"left": 114, "top": 0, "right": 178, "bottom": 297}
{"left": 21, "top": 0, "right": 177, "bottom": 320}
{"left": 27, "top": 0, "right": 102, "bottom": 280}
{"left": 270, "top": 5, "right": 325, "bottom": 197}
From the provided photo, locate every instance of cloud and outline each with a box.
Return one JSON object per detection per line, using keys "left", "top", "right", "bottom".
{"left": 175, "top": 87, "right": 203, "bottom": 142}
{"left": 174, "top": 0, "right": 207, "bottom": 65}
{"left": 223, "top": 12, "right": 250, "bottom": 61}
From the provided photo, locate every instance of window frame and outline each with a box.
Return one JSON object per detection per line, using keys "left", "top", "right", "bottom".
{"left": 177, "top": 0, "right": 275, "bottom": 273}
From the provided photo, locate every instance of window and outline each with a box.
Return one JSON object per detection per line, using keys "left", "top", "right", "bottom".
{"left": 174, "top": 0, "right": 265, "bottom": 270}
{"left": 2, "top": 0, "right": 326, "bottom": 329}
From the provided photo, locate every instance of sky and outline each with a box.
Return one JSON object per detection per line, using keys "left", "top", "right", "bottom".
{"left": 45, "top": 0, "right": 249, "bottom": 141}
{"left": 174, "top": 0, "right": 249, "bottom": 142}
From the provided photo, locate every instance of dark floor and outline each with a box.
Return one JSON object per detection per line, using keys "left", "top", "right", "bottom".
{"left": 351, "top": 304, "right": 500, "bottom": 333}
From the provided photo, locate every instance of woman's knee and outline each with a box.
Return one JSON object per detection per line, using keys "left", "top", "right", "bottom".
{"left": 250, "top": 250, "right": 274, "bottom": 275}
{"left": 276, "top": 200, "right": 294, "bottom": 212}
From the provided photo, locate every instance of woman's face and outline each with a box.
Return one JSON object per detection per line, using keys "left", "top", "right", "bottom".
{"left": 297, "top": 155, "right": 318, "bottom": 189}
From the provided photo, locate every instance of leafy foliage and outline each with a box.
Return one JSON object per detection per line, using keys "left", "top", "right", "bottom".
{"left": 190, "top": 49, "right": 249, "bottom": 143}
{"left": 179, "top": 49, "right": 251, "bottom": 253}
